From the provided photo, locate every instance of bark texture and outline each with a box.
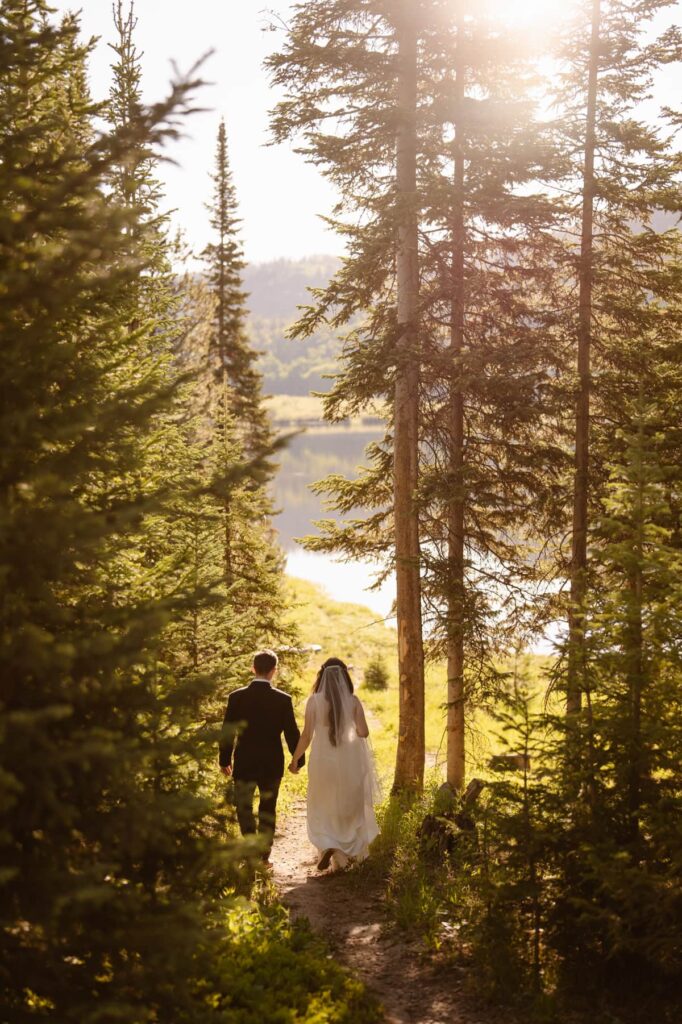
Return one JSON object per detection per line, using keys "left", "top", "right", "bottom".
{"left": 446, "top": 4, "right": 466, "bottom": 792}
{"left": 392, "top": 0, "right": 425, "bottom": 793}
{"left": 568, "top": 0, "right": 601, "bottom": 716}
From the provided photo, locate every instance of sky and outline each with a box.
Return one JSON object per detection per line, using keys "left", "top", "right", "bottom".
{"left": 52, "top": 0, "right": 341, "bottom": 264}
{"left": 53, "top": 0, "right": 680, "bottom": 266}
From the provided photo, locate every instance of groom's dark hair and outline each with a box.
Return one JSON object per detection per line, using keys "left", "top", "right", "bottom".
{"left": 253, "top": 649, "right": 278, "bottom": 676}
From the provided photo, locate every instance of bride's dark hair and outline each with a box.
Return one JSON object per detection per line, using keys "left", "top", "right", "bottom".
{"left": 312, "top": 657, "right": 354, "bottom": 747}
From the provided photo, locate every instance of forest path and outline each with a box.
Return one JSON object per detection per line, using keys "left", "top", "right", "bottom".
{"left": 272, "top": 800, "right": 494, "bottom": 1024}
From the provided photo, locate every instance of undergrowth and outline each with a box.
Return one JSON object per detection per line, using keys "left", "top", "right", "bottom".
{"left": 214, "top": 894, "right": 383, "bottom": 1023}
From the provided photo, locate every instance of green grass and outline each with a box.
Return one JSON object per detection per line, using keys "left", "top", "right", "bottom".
{"left": 282, "top": 576, "right": 556, "bottom": 793}
{"left": 283, "top": 576, "right": 396, "bottom": 683}
{"left": 362, "top": 655, "right": 556, "bottom": 792}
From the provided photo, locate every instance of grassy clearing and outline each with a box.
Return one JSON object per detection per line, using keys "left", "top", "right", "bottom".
{"left": 360, "top": 655, "right": 556, "bottom": 793}
{"left": 281, "top": 576, "right": 555, "bottom": 794}
{"left": 283, "top": 575, "right": 396, "bottom": 689}
{"left": 277, "top": 575, "right": 397, "bottom": 806}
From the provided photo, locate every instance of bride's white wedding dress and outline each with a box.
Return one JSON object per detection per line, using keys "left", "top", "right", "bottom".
{"left": 305, "top": 679, "right": 379, "bottom": 868}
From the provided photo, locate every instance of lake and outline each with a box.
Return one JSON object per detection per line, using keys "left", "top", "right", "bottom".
{"left": 271, "top": 423, "right": 559, "bottom": 652}
{"left": 271, "top": 425, "right": 396, "bottom": 621}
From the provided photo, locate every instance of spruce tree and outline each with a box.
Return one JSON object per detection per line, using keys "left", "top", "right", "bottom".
{"left": 200, "top": 119, "right": 285, "bottom": 620}
{"left": 0, "top": 6, "right": 400, "bottom": 1023}
{"left": 109, "top": 0, "right": 157, "bottom": 213}
{"left": 553, "top": 0, "right": 681, "bottom": 718}
{"left": 203, "top": 119, "right": 272, "bottom": 453}
{"left": 269, "top": 0, "right": 567, "bottom": 791}
{"left": 106, "top": 5, "right": 291, "bottom": 718}
{"left": 444, "top": 0, "right": 468, "bottom": 792}
{"left": 393, "top": 0, "right": 426, "bottom": 792}
{"left": 172, "top": 255, "right": 292, "bottom": 702}
{"left": 566, "top": 0, "right": 600, "bottom": 718}
{"left": 269, "top": 0, "right": 431, "bottom": 792}
{"left": 0, "top": 7, "right": 226, "bottom": 1019}
{"left": 413, "top": 1, "right": 568, "bottom": 790}
{"left": 550, "top": 344, "right": 682, "bottom": 997}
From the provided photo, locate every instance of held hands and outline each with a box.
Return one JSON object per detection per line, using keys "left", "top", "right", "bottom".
{"left": 222, "top": 761, "right": 300, "bottom": 775}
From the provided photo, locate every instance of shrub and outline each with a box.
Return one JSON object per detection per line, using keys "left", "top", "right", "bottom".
{"left": 213, "top": 900, "right": 383, "bottom": 1023}
{"left": 364, "top": 655, "right": 390, "bottom": 691}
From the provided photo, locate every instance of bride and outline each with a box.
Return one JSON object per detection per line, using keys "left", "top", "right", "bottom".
{"left": 289, "top": 657, "right": 380, "bottom": 871}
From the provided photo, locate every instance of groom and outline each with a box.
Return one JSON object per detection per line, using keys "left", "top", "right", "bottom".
{"left": 219, "top": 650, "right": 304, "bottom": 863}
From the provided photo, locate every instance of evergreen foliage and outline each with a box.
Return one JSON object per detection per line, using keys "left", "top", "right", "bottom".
{"left": 364, "top": 655, "right": 390, "bottom": 691}
{"left": 0, "top": 5, "right": 371, "bottom": 1021}
{"left": 268, "top": 0, "right": 569, "bottom": 790}
{"left": 0, "top": 7, "right": 225, "bottom": 1018}
{"left": 269, "top": 0, "right": 434, "bottom": 792}
{"left": 270, "top": 0, "right": 682, "bottom": 1014}
{"left": 550, "top": 0, "right": 682, "bottom": 716}
{"left": 203, "top": 119, "right": 272, "bottom": 452}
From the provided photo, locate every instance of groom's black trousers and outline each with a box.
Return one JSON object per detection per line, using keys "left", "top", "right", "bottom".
{"left": 233, "top": 776, "right": 281, "bottom": 856}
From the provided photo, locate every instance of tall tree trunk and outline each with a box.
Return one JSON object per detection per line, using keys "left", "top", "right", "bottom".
{"left": 626, "top": 568, "right": 644, "bottom": 843}
{"left": 392, "top": 0, "right": 425, "bottom": 793}
{"left": 626, "top": 405, "right": 646, "bottom": 845}
{"left": 222, "top": 370, "right": 233, "bottom": 586}
{"left": 446, "top": 3, "right": 466, "bottom": 792}
{"left": 568, "top": 0, "right": 600, "bottom": 716}
{"left": 191, "top": 514, "right": 200, "bottom": 672}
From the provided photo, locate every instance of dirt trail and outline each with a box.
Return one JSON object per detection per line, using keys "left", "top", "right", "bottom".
{"left": 272, "top": 800, "right": 493, "bottom": 1024}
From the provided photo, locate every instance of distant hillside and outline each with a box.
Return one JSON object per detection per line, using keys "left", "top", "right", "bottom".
{"left": 244, "top": 214, "right": 681, "bottom": 399}
{"left": 244, "top": 255, "right": 342, "bottom": 397}
{"left": 244, "top": 255, "right": 339, "bottom": 318}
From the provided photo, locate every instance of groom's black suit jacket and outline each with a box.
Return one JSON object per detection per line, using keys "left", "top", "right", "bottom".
{"left": 219, "top": 678, "right": 304, "bottom": 781}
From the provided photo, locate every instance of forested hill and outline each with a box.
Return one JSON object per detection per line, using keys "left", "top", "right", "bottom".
{"left": 243, "top": 215, "right": 676, "bottom": 398}
{"left": 244, "top": 255, "right": 341, "bottom": 396}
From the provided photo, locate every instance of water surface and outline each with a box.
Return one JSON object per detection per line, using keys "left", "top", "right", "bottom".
{"left": 272, "top": 426, "right": 396, "bottom": 620}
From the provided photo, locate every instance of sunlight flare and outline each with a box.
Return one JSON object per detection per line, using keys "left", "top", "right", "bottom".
{"left": 477, "top": 0, "right": 570, "bottom": 33}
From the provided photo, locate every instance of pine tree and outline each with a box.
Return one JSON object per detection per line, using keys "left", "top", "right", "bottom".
{"left": 0, "top": 6, "right": 406, "bottom": 1022}
{"left": 444, "top": 0, "right": 468, "bottom": 793}
{"left": 0, "top": 7, "right": 229, "bottom": 1019}
{"left": 106, "top": 4, "right": 291, "bottom": 722}
{"left": 200, "top": 119, "right": 284, "bottom": 617}
{"left": 553, "top": 0, "right": 682, "bottom": 718}
{"left": 413, "top": 1, "right": 569, "bottom": 790}
{"left": 269, "top": 0, "right": 567, "bottom": 792}
{"left": 109, "top": 0, "right": 155, "bottom": 211}
{"left": 171, "top": 251, "right": 292, "bottom": 700}
{"left": 269, "top": 0, "right": 432, "bottom": 792}
{"left": 393, "top": 0, "right": 426, "bottom": 792}
{"left": 549, "top": 352, "right": 682, "bottom": 997}
{"left": 203, "top": 119, "right": 272, "bottom": 453}
{"left": 566, "top": 0, "right": 600, "bottom": 718}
